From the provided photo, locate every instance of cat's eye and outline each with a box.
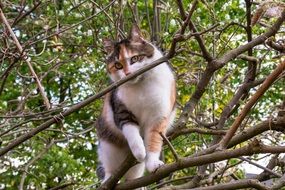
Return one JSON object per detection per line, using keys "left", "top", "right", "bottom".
{"left": 114, "top": 62, "right": 123, "bottom": 70}
{"left": 130, "top": 55, "right": 145, "bottom": 64}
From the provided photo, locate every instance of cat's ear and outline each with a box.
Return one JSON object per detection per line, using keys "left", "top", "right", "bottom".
{"left": 103, "top": 38, "right": 114, "bottom": 55}
{"left": 129, "top": 24, "right": 143, "bottom": 42}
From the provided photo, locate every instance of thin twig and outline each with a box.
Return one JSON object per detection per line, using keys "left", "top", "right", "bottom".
{"left": 0, "top": 7, "right": 51, "bottom": 109}
{"left": 218, "top": 60, "right": 285, "bottom": 150}
{"left": 167, "top": 0, "right": 198, "bottom": 58}
{"left": 160, "top": 132, "right": 179, "bottom": 161}
{"left": 239, "top": 156, "right": 282, "bottom": 178}
{"left": 28, "top": 0, "right": 116, "bottom": 46}
{"left": 19, "top": 140, "right": 54, "bottom": 190}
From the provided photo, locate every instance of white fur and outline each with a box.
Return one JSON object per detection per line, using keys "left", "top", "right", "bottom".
{"left": 146, "top": 152, "right": 164, "bottom": 172}
{"left": 117, "top": 46, "right": 175, "bottom": 173}
{"left": 98, "top": 140, "right": 128, "bottom": 182}
{"left": 98, "top": 139, "right": 145, "bottom": 182}
{"left": 122, "top": 124, "right": 146, "bottom": 162}
{"left": 118, "top": 47, "right": 174, "bottom": 124}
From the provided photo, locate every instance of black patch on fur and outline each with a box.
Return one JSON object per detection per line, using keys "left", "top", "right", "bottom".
{"left": 105, "top": 38, "right": 154, "bottom": 64}
{"left": 96, "top": 162, "right": 105, "bottom": 180}
{"left": 96, "top": 117, "right": 127, "bottom": 146}
{"left": 110, "top": 90, "right": 138, "bottom": 129}
{"left": 106, "top": 39, "right": 130, "bottom": 63}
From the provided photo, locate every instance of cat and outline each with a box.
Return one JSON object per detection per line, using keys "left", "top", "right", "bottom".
{"left": 96, "top": 24, "right": 176, "bottom": 182}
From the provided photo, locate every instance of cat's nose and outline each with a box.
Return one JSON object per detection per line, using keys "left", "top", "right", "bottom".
{"left": 124, "top": 68, "right": 131, "bottom": 76}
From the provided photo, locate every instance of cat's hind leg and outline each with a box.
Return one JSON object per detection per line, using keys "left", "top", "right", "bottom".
{"left": 98, "top": 140, "right": 128, "bottom": 182}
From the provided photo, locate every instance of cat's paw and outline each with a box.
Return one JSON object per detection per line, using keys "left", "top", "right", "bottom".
{"left": 146, "top": 159, "right": 164, "bottom": 173}
{"left": 130, "top": 142, "right": 146, "bottom": 162}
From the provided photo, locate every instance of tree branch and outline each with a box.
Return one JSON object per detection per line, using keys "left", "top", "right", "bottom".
{"left": 215, "top": 9, "right": 285, "bottom": 69}
{"left": 115, "top": 142, "right": 285, "bottom": 190}
{"left": 28, "top": 0, "right": 116, "bottom": 46}
{"left": 0, "top": 7, "right": 51, "bottom": 109}
{"left": 97, "top": 152, "right": 136, "bottom": 190}
{"left": 239, "top": 156, "right": 282, "bottom": 178}
{"left": 0, "top": 57, "right": 168, "bottom": 157}
{"left": 168, "top": 9, "right": 285, "bottom": 137}
{"left": 218, "top": 60, "right": 285, "bottom": 149}
{"left": 184, "top": 179, "right": 269, "bottom": 190}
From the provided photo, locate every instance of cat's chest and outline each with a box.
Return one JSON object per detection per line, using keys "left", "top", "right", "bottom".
{"left": 117, "top": 73, "right": 172, "bottom": 124}
{"left": 120, "top": 81, "right": 160, "bottom": 109}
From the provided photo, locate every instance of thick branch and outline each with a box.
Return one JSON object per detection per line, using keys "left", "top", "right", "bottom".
{"left": 266, "top": 39, "right": 285, "bottom": 53}
{"left": 185, "top": 179, "right": 269, "bottom": 190}
{"left": 115, "top": 142, "right": 285, "bottom": 190}
{"left": 168, "top": 127, "right": 227, "bottom": 141}
{"left": 228, "top": 116, "right": 285, "bottom": 147}
{"left": 271, "top": 173, "right": 285, "bottom": 190}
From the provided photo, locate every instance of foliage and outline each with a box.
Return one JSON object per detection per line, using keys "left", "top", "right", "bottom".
{"left": 0, "top": 0, "right": 284, "bottom": 189}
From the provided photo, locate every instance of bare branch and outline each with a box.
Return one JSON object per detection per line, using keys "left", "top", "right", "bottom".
{"left": 219, "top": 60, "right": 285, "bottom": 150}
{"left": 115, "top": 142, "right": 285, "bottom": 190}
{"left": 160, "top": 132, "right": 180, "bottom": 161}
{"left": 183, "top": 179, "right": 269, "bottom": 190}
{"left": 239, "top": 156, "right": 282, "bottom": 178}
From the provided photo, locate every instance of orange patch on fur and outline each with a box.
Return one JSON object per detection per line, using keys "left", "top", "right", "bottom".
{"left": 119, "top": 44, "right": 132, "bottom": 75}
{"left": 107, "top": 64, "right": 116, "bottom": 74}
{"left": 147, "top": 117, "right": 168, "bottom": 152}
{"left": 119, "top": 45, "right": 128, "bottom": 67}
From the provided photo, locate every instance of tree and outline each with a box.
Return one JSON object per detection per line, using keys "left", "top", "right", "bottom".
{"left": 0, "top": 0, "right": 284, "bottom": 189}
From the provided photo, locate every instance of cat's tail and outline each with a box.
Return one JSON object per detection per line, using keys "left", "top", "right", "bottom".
{"left": 96, "top": 163, "right": 105, "bottom": 180}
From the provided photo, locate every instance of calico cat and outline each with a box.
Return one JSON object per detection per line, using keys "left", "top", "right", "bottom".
{"left": 96, "top": 24, "right": 176, "bottom": 182}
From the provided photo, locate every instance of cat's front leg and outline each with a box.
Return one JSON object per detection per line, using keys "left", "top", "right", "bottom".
{"left": 122, "top": 123, "right": 146, "bottom": 162}
{"left": 145, "top": 117, "right": 168, "bottom": 172}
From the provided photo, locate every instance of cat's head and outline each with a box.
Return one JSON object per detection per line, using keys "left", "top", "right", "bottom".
{"left": 103, "top": 25, "right": 160, "bottom": 83}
